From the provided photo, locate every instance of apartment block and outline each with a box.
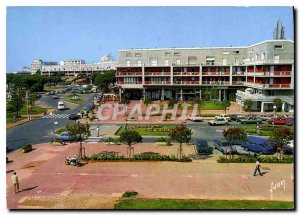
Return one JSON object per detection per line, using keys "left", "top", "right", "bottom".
{"left": 116, "top": 40, "right": 294, "bottom": 112}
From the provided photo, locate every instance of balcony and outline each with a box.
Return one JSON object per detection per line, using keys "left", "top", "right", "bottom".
{"left": 117, "top": 72, "right": 142, "bottom": 76}
{"left": 254, "top": 71, "right": 292, "bottom": 76}
{"left": 244, "top": 82, "right": 292, "bottom": 89}
{"left": 232, "top": 72, "right": 246, "bottom": 76}
{"left": 117, "top": 82, "right": 143, "bottom": 85}
{"left": 243, "top": 59, "right": 294, "bottom": 65}
{"left": 144, "top": 81, "right": 171, "bottom": 85}
{"left": 202, "top": 72, "right": 230, "bottom": 76}
{"left": 232, "top": 81, "right": 244, "bottom": 85}
{"left": 202, "top": 81, "right": 230, "bottom": 85}
{"left": 144, "top": 72, "right": 171, "bottom": 76}
{"left": 173, "top": 72, "right": 200, "bottom": 76}
{"left": 173, "top": 81, "right": 200, "bottom": 85}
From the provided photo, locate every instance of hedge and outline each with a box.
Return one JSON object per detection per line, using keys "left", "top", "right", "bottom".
{"left": 84, "top": 153, "right": 192, "bottom": 162}
{"left": 217, "top": 155, "right": 293, "bottom": 163}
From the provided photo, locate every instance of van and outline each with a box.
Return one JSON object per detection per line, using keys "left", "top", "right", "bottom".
{"left": 58, "top": 101, "right": 65, "bottom": 110}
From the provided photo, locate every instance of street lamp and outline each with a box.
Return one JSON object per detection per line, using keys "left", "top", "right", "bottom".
{"left": 273, "top": 105, "right": 277, "bottom": 117}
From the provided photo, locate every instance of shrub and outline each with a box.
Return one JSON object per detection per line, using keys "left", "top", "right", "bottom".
{"left": 199, "top": 114, "right": 219, "bottom": 117}
{"left": 217, "top": 155, "right": 294, "bottom": 163}
{"left": 122, "top": 191, "right": 138, "bottom": 198}
{"left": 85, "top": 153, "right": 126, "bottom": 161}
{"left": 105, "top": 137, "right": 115, "bottom": 142}
{"left": 156, "top": 137, "right": 171, "bottom": 144}
{"left": 168, "top": 99, "right": 178, "bottom": 107}
{"left": 21, "top": 144, "right": 32, "bottom": 153}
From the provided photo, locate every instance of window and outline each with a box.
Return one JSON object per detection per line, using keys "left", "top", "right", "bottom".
{"left": 165, "top": 52, "right": 171, "bottom": 56}
{"left": 174, "top": 52, "right": 181, "bottom": 56}
{"left": 126, "top": 52, "right": 132, "bottom": 57}
{"left": 235, "top": 58, "right": 240, "bottom": 65}
{"left": 126, "top": 60, "right": 131, "bottom": 66}
{"left": 274, "top": 45, "right": 283, "bottom": 49}
{"left": 223, "top": 51, "right": 230, "bottom": 55}
{"left": 261, "top": 53, "right": 265, "bottom": 61}
{"left": 164, "top": 60, "right": 169, "bottom": 66}
{"left": 233, "top": 51, "right": 240, "bottom": 54}
{"left": 135, "top": 53, "right": 142, "bottom": 57}
{"left": 255, "top": 54, "right": 259, "bottom": 61}
{"left": 149, "top": 58, "right": 158, "bottom": 66}
{"left": 188, "top": 56, "right": 197, "bottom": 65}
{"left": 222, "top": 59, "right": 227, "bottom": 66}
{"left": 176, "top": 59, "right": 181, "bottom": 65}
{"left": 137, "top": 60, "right": 142, "bottom": 66}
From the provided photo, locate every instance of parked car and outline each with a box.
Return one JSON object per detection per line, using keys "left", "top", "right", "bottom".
{"left": 217, "top": 114, "right": 231, "bottom": 121}
{"left": 229, "top": 114, "right": 238, "bottom": 121}
{"left": 213, "top": 139, "right": 237, "bottom": 154}
{"left": 188, "top": 115, "right": 204, "bottom": 122}
{"left": 68, "top": 113, "right": 81, "bottom": 120}
{"left": 59, "top": 132, "right": 80, "bottom": 141}
{"left": 268, "top": 116, "right": 293, "bottom": 125}
{"left": 241, "top": 136, "right": 274, "bottom": 155}
{"left": 52, "top": 95, "right": 59, "bottom": 99}
{"left": 195, "top": 139, "right": 213, "bottom": 154}
{"left": 57, "top": 101, "right": 65, "bottom": 110}
{"left": 239, "top": 117, "right": 263, "bottom": 124}
{"left": 257, "top": 114, "right": 272, "bottom": 121}
{"left": 208, "top": 117, "right": 229, "bottom": 126}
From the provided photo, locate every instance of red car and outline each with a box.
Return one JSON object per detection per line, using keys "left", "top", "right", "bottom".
{"left": 268, "top": 117, "right": 293, "bottom": 125}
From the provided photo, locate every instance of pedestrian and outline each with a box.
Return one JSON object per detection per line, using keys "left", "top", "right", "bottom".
{"left": 11, "top": 172, "right": 20, "bottom": 194}
{"left": 13, "top": 115, "right": 16, "bottom": 123}
{"left": 253, "top": 160, "right": 263, "bottom": 176}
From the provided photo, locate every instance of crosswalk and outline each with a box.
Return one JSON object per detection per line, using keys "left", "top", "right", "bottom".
{"left": 42, "top": 114, "right": 70, "bottom": 119}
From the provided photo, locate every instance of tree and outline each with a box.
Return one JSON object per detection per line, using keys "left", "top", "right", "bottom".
{"left": 273, "top": 98, "right": 283, "bottom": 112}
{"left": 269, "top": 127, "right": 294, "bottom": 159}
{"left": 243, "top": 99, "right": 253, "bottom": 112}
{"left": 94, "top": 70, "right": 116, "bottom": 93}
{"left": 223, "top": 127, "right": 247, "bottom": 160}
{"left": 221, "top": 100, "right": 231, "bottom": 114}
{"left": 119, "top": 130, "right": 142, "bottom": 158}
{"left": 67, "top": 123, "right": 91, "bottom": 159}
{"left": 9, "top": 88, "right": 25, "bottom": 117}
{"left": 169, "top": 125, "right": 193, "bottom": 160}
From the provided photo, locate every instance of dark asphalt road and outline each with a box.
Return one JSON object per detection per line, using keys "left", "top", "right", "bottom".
{"left": 6, "top": 93, "right": 94, "bottom": 150}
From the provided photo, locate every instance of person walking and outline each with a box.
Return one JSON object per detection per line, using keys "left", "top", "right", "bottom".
{"left": 253, "top": 160, "right": 263, "bottom": 176}
{"left": 11, "top": 172, "right": 20, "bottom": 194}
{"left": 96, "top": 125, "right": 100, "bottom": 137}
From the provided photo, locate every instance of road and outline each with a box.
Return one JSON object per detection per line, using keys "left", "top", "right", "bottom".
{"left": 6, "top": 93, "right": 94, "bottom": 150}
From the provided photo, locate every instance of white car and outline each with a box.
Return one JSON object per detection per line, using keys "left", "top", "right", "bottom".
{"left": 208, "top": 117, "right": 229, "bottom": 126}
{"left": 217, "top": 114, "right": 231, "bottom": 121}
{"left": 57, "top": 101, "right": 65, "bottom": 110}
{"left": 188, "top": 115, "right": 204, "bottom": 122}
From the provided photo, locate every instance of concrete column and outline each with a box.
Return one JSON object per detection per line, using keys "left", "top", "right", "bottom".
{"left": 199, "top": 65, "right": 202, "bottom": 85}
{"left": 224, "top": 89, "right": 227, "bottom": 101}
{"left": 161, "top": 88, "right": 165, "bottom": 100}
{"left": 170, "top": 66, "right": 173, "bottom": 85}
{"left": 180, "top": 88, "right": 183, "bottom": 101}
{"left": 199, "top": 89, "right": 202, "bottom": 99}
{"left": 253, "top": 65, "right": 256, "bottom": 84}
{"left": 219, "top": 89, "right": 221, "bottom": 101}
{"left": 229, "top": 65, "right": 233, "bottom": 85}
{"left": 282, "top": 102, "right": 285, "bottom": 112}
{"left": 261, "top": 102, "right": 265, "bottom": 113}
{"left": 142, "top": 66, "right": 145, "bottom": 85}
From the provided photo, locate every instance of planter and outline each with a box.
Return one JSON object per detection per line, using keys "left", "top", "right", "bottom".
{"left": 22, "top": 144, "right": 32, "bottom": 153}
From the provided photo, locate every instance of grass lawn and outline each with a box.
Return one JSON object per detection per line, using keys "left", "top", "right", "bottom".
{"left": 19, "top": 104, "right": 45, "bottom": 115}
{"left": 241, "top": 125, "right": 294, "bottom": 137}
{"left": 159, "top": 101, "right": 225, "bottom": 111}
{"left": 6, "top": 116, "right": 26, "bottom": 124}
{"left": 115, "top": 125, "right": 175, "bottom": 136}
{"left": 114, "top": 198, "right": 294, "bottom": 209}
{"left": 65, "top": 94, "right": 85, "bottom": 105}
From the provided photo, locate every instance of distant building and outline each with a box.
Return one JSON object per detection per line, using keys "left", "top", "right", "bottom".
{"left": 30, "top": 59, "right": 58, "bottom": 75}
{"left": 18, "top": 66, "right": 31, "bottom": 75}
{"left": 273, "top": 20, "right": 285, "bottom": 40}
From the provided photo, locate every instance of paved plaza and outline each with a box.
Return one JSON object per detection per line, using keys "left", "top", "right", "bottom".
{"left": 6, "top": 142, "right": 294, "bottom": 209}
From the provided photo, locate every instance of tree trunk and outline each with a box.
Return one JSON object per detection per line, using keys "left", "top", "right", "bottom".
{"left": 79, "top": 142, "right": 83, "bottom": 159}
{"left": 229, "top": 144, "right": 232, "bottom": 160}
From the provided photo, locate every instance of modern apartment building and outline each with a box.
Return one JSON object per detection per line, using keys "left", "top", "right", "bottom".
{"left": 37, "top": 55, "right": 117, "bottom": 77}
{"left": 116, "top": 39, "right": 294, "bottom": 112}
{"left": 30, "top": 59, "right": 58, "bottom": 75}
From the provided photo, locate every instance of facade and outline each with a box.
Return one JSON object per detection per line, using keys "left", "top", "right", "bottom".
{"left": 116, "top": 40, "right": 294, "bottom": 112}
{"left": 37, "top": 55, "right": 117, "bottom": 77}
{"left": 30, "top": 59, "right": 58, "bottom": 75}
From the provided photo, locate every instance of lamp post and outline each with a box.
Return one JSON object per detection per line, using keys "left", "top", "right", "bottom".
{"left": 273, "top": 105, "right": 277, "bottom": 117}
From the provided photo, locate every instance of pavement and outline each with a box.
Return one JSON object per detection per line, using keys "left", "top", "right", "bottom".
{"left": 6, "top": 142, "right": 294, "bottom": 209}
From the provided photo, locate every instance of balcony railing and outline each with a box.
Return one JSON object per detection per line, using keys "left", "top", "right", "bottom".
{"left": 117, "top": 82, "right": 143, "bottom": 85}
{"left": 244, "top": 82, "right": 291, "bottom": 89}
{"left": 173, "top": 72, "right": 200, "bottom": 76}
{"left": 232, "top": 81, "right": 244, "bottom": 85}
{"left": 144, "top": 72, "right": 171, "bottom": 76}
{"left": 144, "top": 81, "right": 171, "bottom": 85}
{"left": 254, "top": 71, "right": 292, "bottom": 76}
{"left": 243, "top": 59, "right": 294, "bottom": 65}
{"left": 202, "top": 81, "right": 230, "bottom": 85}
{"left": 232, "top": 72, "right": 246, "bottom": 75}
{"left": 173, "top": 81, "right": 200, "bottom": 85}
{"left": 117, "top": 72, "right": 142, "bottom": 76}
{"left": 202, "top": 72, "right": 230, "bottom": 76}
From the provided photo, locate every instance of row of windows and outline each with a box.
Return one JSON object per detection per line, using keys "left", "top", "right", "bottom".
{"left": 42, "top": 66, "right": 113, "bottom": 71}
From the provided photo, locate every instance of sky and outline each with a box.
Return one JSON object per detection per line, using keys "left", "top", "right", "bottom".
{"left": 6, "top": 6, "right": 294, "bottom": 72}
